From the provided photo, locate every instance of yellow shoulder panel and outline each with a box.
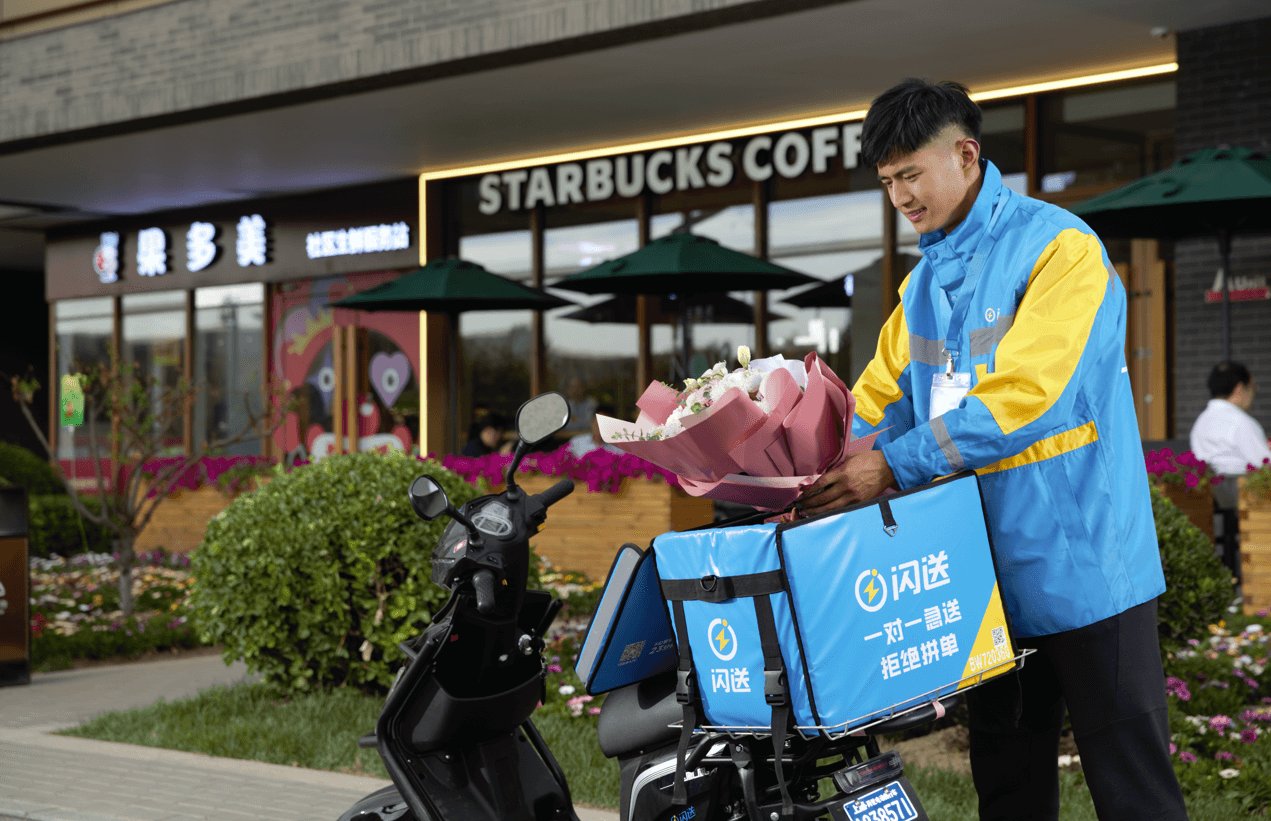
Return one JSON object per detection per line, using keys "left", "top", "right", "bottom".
{"left": 970, "top": 229, "right": 1108, "bottom": 435}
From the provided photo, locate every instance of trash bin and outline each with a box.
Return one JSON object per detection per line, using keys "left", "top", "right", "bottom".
{"left": 0, "top": 487, "right": 30, "bottom": 686}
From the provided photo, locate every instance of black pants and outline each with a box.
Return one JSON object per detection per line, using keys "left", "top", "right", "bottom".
{"left": 967, "top": 599, "right": 1187, "bottom": 821}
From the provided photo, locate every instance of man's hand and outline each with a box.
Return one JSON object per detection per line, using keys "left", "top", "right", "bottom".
{"left": 798, "top": 450, "right": 896, "bottom": 517}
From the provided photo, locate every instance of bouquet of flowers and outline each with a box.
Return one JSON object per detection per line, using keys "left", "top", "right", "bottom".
{"left": 597, "top": 347, "right": 875, "bottom": 510}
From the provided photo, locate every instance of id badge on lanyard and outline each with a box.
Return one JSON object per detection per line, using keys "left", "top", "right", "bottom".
{"left": 930, "top": 371, "right": 971, "bottom": 419}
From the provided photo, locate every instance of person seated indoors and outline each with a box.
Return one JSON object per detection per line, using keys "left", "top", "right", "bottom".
{"left": 568, "top": 403, "right": 623, "bottom": 457}
{"left": 461, "top": 412, "right": 512, "bottom": 457}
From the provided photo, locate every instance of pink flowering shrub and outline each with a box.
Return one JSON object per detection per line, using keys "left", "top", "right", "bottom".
{"left": 136, "top": 455, "right": 274, "bottom": 496}
{"left": 440, "top": 444, "right": 679, "bottom": 493}
{"left": 1146, "top": 448, "right": 1221, "bottom": 492}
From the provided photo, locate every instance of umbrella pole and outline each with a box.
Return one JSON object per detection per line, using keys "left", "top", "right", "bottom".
{"left": 1219, "top": 230, "right": 1232, "bottom": 362}
{"left": 450, "top": 312, "right": 460, "bottom": 455}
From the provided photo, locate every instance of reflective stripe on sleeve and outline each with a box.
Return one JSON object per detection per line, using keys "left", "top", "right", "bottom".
{"left": 930, "top": 415, "right": 965, "bottom": 471}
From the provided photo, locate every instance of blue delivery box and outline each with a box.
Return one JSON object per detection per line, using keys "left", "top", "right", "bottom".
{"left": 654, "top": 472, "right": 1019, "bottom": 737}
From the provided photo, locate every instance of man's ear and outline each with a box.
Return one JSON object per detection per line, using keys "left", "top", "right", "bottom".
{"left": 959, "top": 137, "right": 981, "bottom": 171}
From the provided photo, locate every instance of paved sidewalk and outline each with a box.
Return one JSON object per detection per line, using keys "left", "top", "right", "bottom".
{"left": 0, "top": 654, "right": 616, "bottom": 820}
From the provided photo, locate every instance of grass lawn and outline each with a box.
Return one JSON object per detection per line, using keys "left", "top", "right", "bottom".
{"left": 63, "top": 680, "right": 1250, "bottom": 818}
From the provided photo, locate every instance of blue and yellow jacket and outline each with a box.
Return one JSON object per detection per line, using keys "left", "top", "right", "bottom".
{"left": 851, "top": 160, "right": 1165, "bottom": 638}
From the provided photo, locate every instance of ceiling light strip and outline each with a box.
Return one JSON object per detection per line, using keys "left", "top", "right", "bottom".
{"left": 418, "top": 62, "right": 1177, "bottom": 182}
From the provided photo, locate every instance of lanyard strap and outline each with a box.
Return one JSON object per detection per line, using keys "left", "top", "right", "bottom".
{"left": 942, "top": 189, "right": 1018, "bottom": 376}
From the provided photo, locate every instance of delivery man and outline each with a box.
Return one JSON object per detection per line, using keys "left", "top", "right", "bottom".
{"left": 799, "top": 79, "right": 1187, "bottom": 820}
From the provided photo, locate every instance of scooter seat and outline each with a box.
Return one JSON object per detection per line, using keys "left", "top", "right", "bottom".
{"left": 596, "top": 671, "right": 682, "bottom": 758}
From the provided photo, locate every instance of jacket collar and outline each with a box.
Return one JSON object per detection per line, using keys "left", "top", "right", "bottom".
{"left": 918, "top": 159, "right": 1003, "bottom": 260}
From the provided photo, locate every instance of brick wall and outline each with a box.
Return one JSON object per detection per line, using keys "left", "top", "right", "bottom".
{"left": 0, "top": 0, "right": 769, "bottom": 144}
{"left": 1172, "top": 16, "right": 1271, "bottom": 439}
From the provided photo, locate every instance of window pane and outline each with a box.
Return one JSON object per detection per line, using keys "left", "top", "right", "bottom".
{"left": 122, "top": 291, "right": 186, "bottom": 454}
{"left": 980, "top": 103, "right": 1026, "bottom": 177}
{"left": 195, "top": 283, "right": 264, "bottom": 455}
{"left": 55, "top": 297, "right": 113, "bottom": 460}
{"left": 543, "top": 214, "right": 640, "bottom": 426}
{"left": 1040, "top": 80, "right": 1175, "bottom": 195}
{"left": 459, "top": 229, "right": 533, "bottom": 445}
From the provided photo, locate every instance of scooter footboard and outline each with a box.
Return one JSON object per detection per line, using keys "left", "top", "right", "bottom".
{"left": 382, "top": 723, "right": 578, "bottom": 821}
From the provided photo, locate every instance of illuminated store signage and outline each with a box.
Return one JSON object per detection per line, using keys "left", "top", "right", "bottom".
{"left": 235, "top": 214, "right": 269, "bottom": 267}
{"left": 88, "top": 215, "right": 272, "bottom": 281}
{"left": 305, "top": 222, "right": 411, "bottom": 259}
{"left": 136, "top": 227, "right": 168, "bottom": 277}
{"left": 186, "top": 222, "right": 218, "bottom": 272}
{"left": 477, "top": 123, "right": 865, "bottom": 215}
{"left": 92, "top": 232, "right": 120, "bottom": 284}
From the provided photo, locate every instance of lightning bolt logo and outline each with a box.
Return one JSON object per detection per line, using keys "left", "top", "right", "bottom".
{"left": 715, "top": 621, "right": 731, "bottom": 654}
{"left": 855, "top": 568, "right": 888, "bottom": 612}
{"left": 706, "top": 618, "right": 738, "bottom": 661}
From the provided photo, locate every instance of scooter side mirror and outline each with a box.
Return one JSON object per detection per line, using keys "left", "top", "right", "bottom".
{"left": 515, "top": 392, "right": 570, "bottom": 446}
{"left": 409, "top": 475, "right": 451, "bottom": 521}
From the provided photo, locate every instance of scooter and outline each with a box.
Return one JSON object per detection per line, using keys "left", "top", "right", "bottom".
{"left": 339, "top": 392, "right": 951, "bottom": 821}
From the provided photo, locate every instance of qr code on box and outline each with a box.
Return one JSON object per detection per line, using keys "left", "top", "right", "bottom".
{"left": 618, "top": 640, "right": 646, "bottom": 664}
{"left": 992, "top": 627, "right": 1006, "bottom": 648}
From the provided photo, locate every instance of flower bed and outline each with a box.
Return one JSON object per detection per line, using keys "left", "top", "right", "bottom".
{"left": 1147, "top": 449, "right": 1219, "bottom": 538}
{"left": 1165, "top": 618, "right": 1271, "bottom": 805}
{"left": 29, "top": 551, "right": 203, "bottom": 670}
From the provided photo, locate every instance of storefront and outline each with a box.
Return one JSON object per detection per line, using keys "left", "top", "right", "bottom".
{"left": 416, "top": 65, "right": 1179, "bottom": 454}
{"left": 44, "top": 180, "right": 423, "bottom": 474}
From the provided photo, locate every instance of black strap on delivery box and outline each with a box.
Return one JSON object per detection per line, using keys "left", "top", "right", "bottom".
{"left": 661, "top": 569, "right": 795, "bottom": 820}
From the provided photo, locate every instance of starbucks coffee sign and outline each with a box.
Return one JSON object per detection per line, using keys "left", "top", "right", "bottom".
{"left": 477, "top": 123, "right": 865, "bottom": 215}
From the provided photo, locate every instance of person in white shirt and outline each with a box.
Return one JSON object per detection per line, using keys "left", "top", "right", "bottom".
{"left": 1190, "top": 361, "right": 1271, "bottom": 587}
{"left": 1190, "top": 361, "right": 1271, "bottom": 476}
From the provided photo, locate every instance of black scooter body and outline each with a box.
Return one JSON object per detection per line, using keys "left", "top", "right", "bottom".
{"left": 361, "top": 586, "right": 577, "bottom": 821}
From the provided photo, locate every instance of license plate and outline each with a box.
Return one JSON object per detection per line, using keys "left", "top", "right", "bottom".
{"left": 841, "top": 779, "right": 919, "bottom": 821}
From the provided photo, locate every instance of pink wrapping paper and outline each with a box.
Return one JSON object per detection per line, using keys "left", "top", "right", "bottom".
{"left": 596, "top": 352, "right": 878, "bottom": 511}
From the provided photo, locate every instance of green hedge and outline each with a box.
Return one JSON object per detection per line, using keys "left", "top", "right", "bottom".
{"left": 188, "top": 452, "right": 486, "bottom": 692}
{"left": 0, "top": 442, "right": 65, "bottom": 495}
{"left": 28, "top": 494, "right": 114, "bottom": 558}
{"left": 1152, "top": 484, "right": 1235, "bottom": 650}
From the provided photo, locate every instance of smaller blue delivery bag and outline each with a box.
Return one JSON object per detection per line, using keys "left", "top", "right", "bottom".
{"left": 653, "top": 472, "right": 1020, "bottom": 739}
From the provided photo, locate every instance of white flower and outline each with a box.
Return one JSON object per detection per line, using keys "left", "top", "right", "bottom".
{"left": 558, "top": 684, "right": 576, "bottom": 696}
{"left": 1218, "top": 768, "right": 1240, "bottom": 779}
{"left": 737, "top": 345, "right": 751, "bottom": 368}
{"left": 1245, "top": 624, "right": 1264, "bottom": 634}
{"left": 1057, "top": 755, "right": 1073, "bottom": 767}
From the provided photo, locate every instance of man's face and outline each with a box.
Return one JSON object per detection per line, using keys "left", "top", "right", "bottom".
{"left": 876, "top": 127, "right": 981, "bottom": 235}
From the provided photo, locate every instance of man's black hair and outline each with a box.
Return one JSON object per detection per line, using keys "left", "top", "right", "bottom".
{"left": 1208, "top": 361, "right": 1252, "bottom": 398}
{"left": 861, "top": 79, "right": 983, "bottom": 168}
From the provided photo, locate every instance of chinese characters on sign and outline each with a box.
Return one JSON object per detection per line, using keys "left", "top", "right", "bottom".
{"left": 236, "top": 214, "right": 268, "bottom": 267}
{"left": 186, "top": 222, "right": 218, "bottom": 272}
{"left": 854, "top": 550, "right": 972, "bottom": 682}
{"left": 136, "top": 227, "right": 168, "bottom": 277}
{"left": 305, "top": 222, "right": 410, "bottom": 259}
{"left": 710, "top": 666, "right": 752, "bottom": 694}
{"left": 89, "top": 216, "right": 273, "bottom": 282}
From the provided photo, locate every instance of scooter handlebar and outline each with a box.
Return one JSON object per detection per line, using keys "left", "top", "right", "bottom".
{"left": 534, "top": 478, "right": 575, "bottom": 509}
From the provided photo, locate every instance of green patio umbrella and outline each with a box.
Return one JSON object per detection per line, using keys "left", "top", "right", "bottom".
{"left": 780, "top": 254, "right": 922, "bottom": 309}
{"left": 331, "top": 257, "right": 572, "bottom": 453}
{"left": 1072, "top": 146, "right": 1271, "bottom": 360}
{"left": 559, "top": 292, "right": 789, "bottom": 325}
{"left": 554, "top": 232, "right": 819, "bottom": 295}
{"left": 554, "top": 232, "right": 818, "bottom": 377}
